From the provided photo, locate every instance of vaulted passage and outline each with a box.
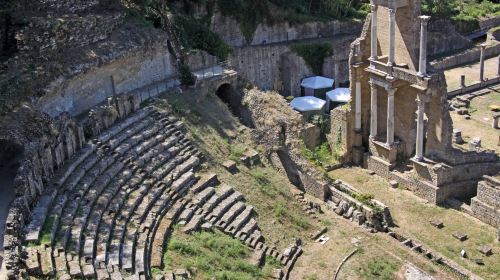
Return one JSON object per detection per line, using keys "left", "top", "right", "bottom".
{"left": 0, "top": 140, "right": 24, "bottom": 267}
{"left": 215, "top": 83, "right": 241, "bottom": 116}
{"left": 276, "top": 150, "right": 304, "bottom": 191}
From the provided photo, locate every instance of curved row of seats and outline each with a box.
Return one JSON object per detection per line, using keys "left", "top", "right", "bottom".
{"left": 20, "top": 105, "right": 299, "bottom": 280}
{"left": 21, "top": 106, "right": 202, "bottom": 280}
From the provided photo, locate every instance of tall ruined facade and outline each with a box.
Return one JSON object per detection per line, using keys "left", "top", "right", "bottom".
{"left": 343, "top": 0, "right": 500, "bottom": 205}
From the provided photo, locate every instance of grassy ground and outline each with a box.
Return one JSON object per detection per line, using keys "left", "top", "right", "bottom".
{"left": 329, "top": 167, "right": 500, "bottom": 280}
{"left": 155, "top": 90, "right": 320, "bottom": 250}
{"left": 162, "top": 229, "right": 281, "bottom": 279}
{"left": 290, "top": 193, "right": 459, "bottom": 280}
{"left": 155, "top": 89, "right": 462, "bottom": 280}
{"left": 451, "top": 90, "right": 500, "bottom": 153}
{"left": 444, "top": 57, "right": 499, "bottom": 91}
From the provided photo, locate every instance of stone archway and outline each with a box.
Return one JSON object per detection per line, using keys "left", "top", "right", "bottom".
{"left": 215, "top": 83, "right": 241, "bottom": 117}
{"left": 0, "top": 139, "right": 24, "bottom": 268}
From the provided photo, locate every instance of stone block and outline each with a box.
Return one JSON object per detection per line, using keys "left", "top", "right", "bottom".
{"left": 452, "top": 129, "right": 464, "bottom": 144}
{"left": 452, "top": 232, "right": 468, "bottom": 241}
{"left": 389, "top": 180, "right": 399, "bottom": 188}
{"left": 240, "top": 150, "right": 260, "bottom": 167}
{"left": 429, "top": 219, "right": 444, "bottom": 229}
{"left": 469, "top": 137, "right": 481, "bottom": 151}
{"left": 222, "top": 160, "right": 238, "bottom": 173}
{"left": 478, "top": 245, "right": 492, "bottom": 256}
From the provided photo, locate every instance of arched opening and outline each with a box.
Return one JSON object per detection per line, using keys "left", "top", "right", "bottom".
{"left": 0, "top": 139, "right": 24, "bottom": 267}
{"left": 215, "top": 83, "right": 241, "bottom": 117}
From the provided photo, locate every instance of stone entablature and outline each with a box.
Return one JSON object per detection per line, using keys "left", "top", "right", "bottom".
{"left": 471, "top": 176, "right": 500, "bottom": 227}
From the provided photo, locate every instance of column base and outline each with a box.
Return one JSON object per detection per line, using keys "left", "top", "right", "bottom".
{"left": 412, "top": 156, "right": 424, "bottom": 162}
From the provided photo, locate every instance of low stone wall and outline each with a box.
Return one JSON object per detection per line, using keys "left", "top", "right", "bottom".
{"left": 327, "top": 180, "right": 393, "bottom": 230}
{"left": 431, "top": 42, "right": 500, "bottom": 70}
{"left": 471, "top": 176, "right": 500, "bottom": 227}
{"left": 448, "top": 76, "right": 500, "bottom": 97}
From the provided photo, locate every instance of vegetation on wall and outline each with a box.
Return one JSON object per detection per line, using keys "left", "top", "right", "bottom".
{"left": 290, "top": 42, "right": 333, "bottom": 75}
{"left": 422, "top": 0, "right": 500, "bottom": 34}
{"left": 179, "top": 64, "right": 196, "bottom": 86}
{"left": 175, "top": 15, "right": 232, "bottom": 60}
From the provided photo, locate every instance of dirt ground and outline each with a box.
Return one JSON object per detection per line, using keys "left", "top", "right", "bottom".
{"left": 444, "top": 57, "right": 499, "bottom": 91}
{"left": 327, "top": 167, "right": 500, "bottom": 280}
{"left": 451, "top": 90, "right": 500, "bottom": 153}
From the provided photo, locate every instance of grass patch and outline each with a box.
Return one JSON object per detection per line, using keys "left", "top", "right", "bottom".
{"left": 358, "top": 258, "right": 399, "bottom": 280}
{"left": 39, "top": 215, "right": 56, "bottom": 245}
{"left": 164, "top": 230, "right": 273, "bottom": 279}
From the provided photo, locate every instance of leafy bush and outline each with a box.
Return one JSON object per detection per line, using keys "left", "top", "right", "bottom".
{"left": 179, "top": 64, "right": 196, "bottom": 86}
{"left": 176, "top": 15, "right": 232, "bottom": 60}
{"left": 302, "top": 141, "right": 341, "bottom": 167}
{"left": 290, "top": 43, "right": 333, "bottom": 75}
{"left": 422, "top": 0, "right": 500, "bottom": 34}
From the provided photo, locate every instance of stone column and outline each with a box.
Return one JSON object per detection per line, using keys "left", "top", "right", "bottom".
{"left": 418, "top": 16, "right": 430, "bottom": 77}
{"left": 370, "top": 80, "right": 378, "bottom": 139}
{"left": 370, "top": 4, "right": 378, "bottom": 66}
{"left": 386, "top": 88, "right": 396, "bottom": 146}
{"left": 414, "top": 97, "right": 425, "bottom": 161}
{"left": 480, "top": 43, "right": 486, "bottom": 82}
{"left": 388, "top": 8, "right": 397, "bottom": 66}
{"left": 497, "top": 55, "right": 500, "bottom": 76}
{"left": 460, "top": 75, "right": 466, "bottom": 88}
{"left": 355, "top": 78, "right": 362, "bottom": 131}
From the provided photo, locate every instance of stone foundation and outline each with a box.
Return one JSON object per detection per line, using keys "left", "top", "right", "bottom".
{"left": 471, "top": 176, "right": 500, "bottom": 227}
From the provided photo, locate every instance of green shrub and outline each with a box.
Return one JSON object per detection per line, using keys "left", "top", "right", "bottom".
{"left": 290, "top": 43, "right": 333, "bottom": 75}
{"left": 176, "top": 15, "right": 232, "bottom": 60}
{"left": 179, "top": 64, "right": 196, "bottom": 86}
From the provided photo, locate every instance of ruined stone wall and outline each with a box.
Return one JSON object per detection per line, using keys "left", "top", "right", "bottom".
{"left": 0, "top": 107, "right": 87, "bottom": 277}
{"left": 471, "top": 176, "right": 500, "bottom": 227}
{"left": 211, "top": 11, "right": 364, "bottom": 48}
{"left": 231, "top": 35, "right": 356, "bottom": 95}
{"left": 428, "top": 19, "right": 472, "bottom": 58}
{"left": 241, "top": 89, "right": 330, "bottom": 199}
{"left": 329, "top": 106, "right": 352, "bottom": 162}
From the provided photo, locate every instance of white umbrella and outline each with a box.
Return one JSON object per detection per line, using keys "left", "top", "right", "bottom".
{"left": 301, "top": 76, "right": 335, "bottom": 90}
{"left": 290, "top": 96, "right": 326, "bottom": 112}
{"left": 326, "top": 88, "right": 351, "bottom": 103}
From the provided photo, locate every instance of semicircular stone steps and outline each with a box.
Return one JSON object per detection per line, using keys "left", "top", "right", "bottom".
{"left": 20, "top": 104, "right": 301, "bottom": 280}
{"left": 20, "top": 106, "right": 204, "bottom": 280}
